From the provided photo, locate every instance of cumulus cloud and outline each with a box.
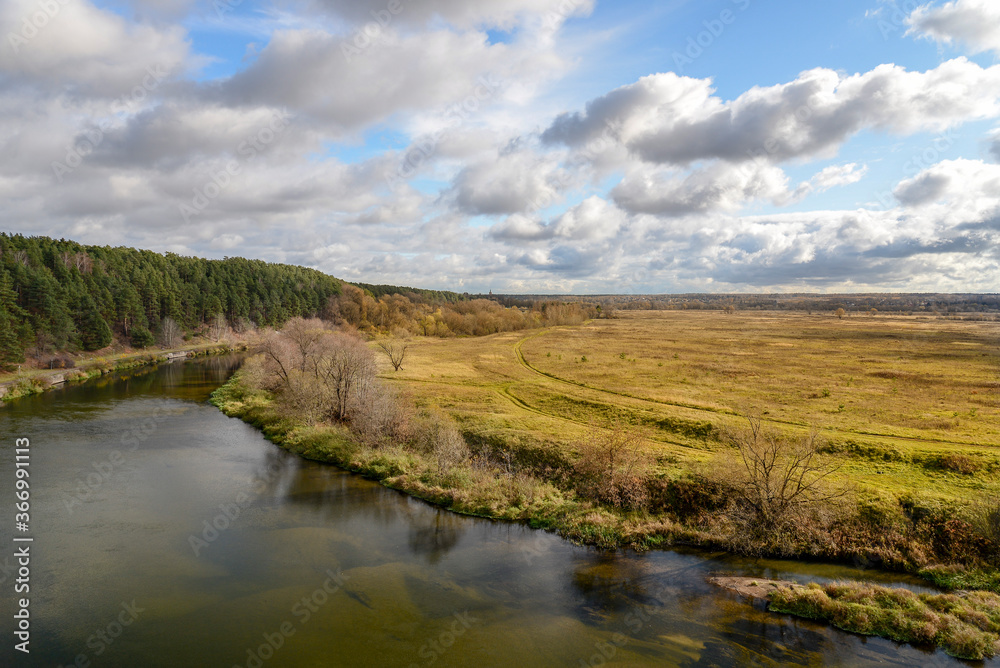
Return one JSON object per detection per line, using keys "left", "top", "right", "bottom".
{"left": 491, "top": 196, "right": 625, "bottom": 242}
{"left": 215, "top": 29, "right": 510, "bottom": 132}
{"left": 450, "top": 148, "right": 570, "bottom": 215}
{"left": 906, "top": 0, "right": 1000, "bottom": 55}
{"left": 0, "top": 0, "right": 189, "bottom": 96}
{"left": 989, "top": 127, "right": 1000, "bottom": 162}
{"left": 808, "top": 163, "right": 868, "bottom": 192}
{"left": 3, "top": 0, "right": 1000, "bottom": 294}
{"left": 611, "top": 162, "right": 792, "bottom": 216}
{"left": 543, "top": 60, "right": 1000, "bottom": 165}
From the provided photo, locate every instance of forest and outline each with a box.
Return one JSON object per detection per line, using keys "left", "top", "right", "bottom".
{"left": 0, "top": 234, "right": 598, "bottom": 370}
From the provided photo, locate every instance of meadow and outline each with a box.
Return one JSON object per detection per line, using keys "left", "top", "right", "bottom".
{"left": 388, "top": 310, "right": 1000, "bottom": 513}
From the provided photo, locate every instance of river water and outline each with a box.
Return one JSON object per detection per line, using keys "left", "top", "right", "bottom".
{"left": 0, "top": 357, "right": 986, "bottom": 667}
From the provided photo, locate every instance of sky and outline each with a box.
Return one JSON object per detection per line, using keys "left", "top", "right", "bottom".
{"left": 2, "top": 0, "right": 1000, "bottom": 294}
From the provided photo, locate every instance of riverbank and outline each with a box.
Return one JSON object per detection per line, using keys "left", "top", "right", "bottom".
{"left": 0, "top": 341, "right": 248, "bottom": 404}
{"left": 210, "top": 370, "right": 998, "bottom": 587}
{"left": 212, "top": 371, "right": 1000, "bottom": 660}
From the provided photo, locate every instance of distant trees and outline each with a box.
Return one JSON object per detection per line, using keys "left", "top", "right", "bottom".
{"left": 835, "top": 308, "right": 846, "bottom": 319}
{"left": 0, "top": 233, "right": 600, "bottom": 365}
{"left": 328, "top": 292, "right": 594, "bottom": 338}
{"left": 0, "top": 270, "right": 28, "bottom": 370}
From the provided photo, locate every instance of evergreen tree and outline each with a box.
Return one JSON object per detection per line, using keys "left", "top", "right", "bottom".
{"left": 0, "top": 270, "right": 27, "bottom": 370}
{"left": 75, "top": 294, "right": 113, "bottom": 351}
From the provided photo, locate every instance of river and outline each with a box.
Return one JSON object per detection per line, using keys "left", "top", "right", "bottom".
{"left": 0, "top": 357, "right": 983, "bottom": 667}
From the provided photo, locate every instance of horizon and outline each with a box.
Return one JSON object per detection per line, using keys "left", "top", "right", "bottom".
{"left": 2, "top": 0, "right": 1000, "bottom": 293}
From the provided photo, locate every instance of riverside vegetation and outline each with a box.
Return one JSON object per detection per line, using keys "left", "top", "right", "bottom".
{"left": 213, "top": 310, "right": 1000, "bottom": 659}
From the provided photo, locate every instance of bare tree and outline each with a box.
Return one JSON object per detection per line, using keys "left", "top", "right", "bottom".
{"left": 723, "top": 416, "right": 845, "bottom": 534}
{"left": 282, "top": 317, "right": 327, "bottom": 373}
{"left": 376, "top": 339, "right": 408, "bottom": 371}
{"left": 574, "top": 421, "right": 652, "bottom": 510}
{"left": 316, "top": 332, "right": 378, "bottom": 421}
{"left": 160, "top": 316, "right": 182, "bottom": 348}
{"left": 209, "top": 313, "right": 229, "bottom": 342}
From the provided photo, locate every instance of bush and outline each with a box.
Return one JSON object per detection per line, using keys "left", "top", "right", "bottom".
{"left": 573, "top": 422, "right": 652, "bottom": 510}
{"left": 713, "top": 417, "right": 847, "bottom": 554}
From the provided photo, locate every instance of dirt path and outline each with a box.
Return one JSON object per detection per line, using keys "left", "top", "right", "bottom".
{"left": 511, "top": 329, "right": 988, "bottom": 451}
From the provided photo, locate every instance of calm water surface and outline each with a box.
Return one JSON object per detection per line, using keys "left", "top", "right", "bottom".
{"left": 0, "top": 358, "right": 987, "bottom": 667}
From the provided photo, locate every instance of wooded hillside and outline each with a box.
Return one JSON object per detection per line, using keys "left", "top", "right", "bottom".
{"left": 0, "top": 233, "right": 343, "bottom": 367}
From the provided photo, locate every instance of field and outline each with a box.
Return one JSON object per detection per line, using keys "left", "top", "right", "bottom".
{"left": 387, "top": 310, "right": 1000, "bottom": 506}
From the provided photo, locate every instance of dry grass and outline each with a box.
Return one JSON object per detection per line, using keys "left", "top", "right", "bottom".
{"left": 769, "top": 581, "right": 1000, "bottom": 660}
{"left": 387, "top": 311, "right": 1000, "bottom": 508}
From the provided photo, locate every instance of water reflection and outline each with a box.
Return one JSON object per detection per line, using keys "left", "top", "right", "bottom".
{"left": 406, "top": 508, "right": 466, "bottom": 564}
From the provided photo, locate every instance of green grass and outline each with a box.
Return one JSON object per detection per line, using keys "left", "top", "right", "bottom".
{"left": 769, "top": 581, "right": 1000, "bottom": 660}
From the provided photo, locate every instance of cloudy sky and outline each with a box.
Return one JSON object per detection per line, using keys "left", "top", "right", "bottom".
{"left": 2, "top": 0, "right": 1000, "bottom": 293}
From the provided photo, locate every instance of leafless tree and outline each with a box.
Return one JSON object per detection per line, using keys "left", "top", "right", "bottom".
{"left": 376, "top": 339, "right": 408, "bottom": 371}
{"left": 282, "top": 317, "right": 327, "bottom": 373}
{"left": 574, "top": 421, "right": 652, "bottom": 510}
{"left": 209, "top": 313, "right": 229, "bottom": 342}
{"left": 315, "top": 332, "right": 378, "bottom": 421}
{"left": 723, "top": 416, "right": 845, "bottom": 533}
{"left": 160, "top": 316, "right": 182, "bottom": 348}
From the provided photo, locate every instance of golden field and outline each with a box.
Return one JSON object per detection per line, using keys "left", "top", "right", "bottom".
{"left": 386, "top": 310, "right": 1000, "bottom": 506}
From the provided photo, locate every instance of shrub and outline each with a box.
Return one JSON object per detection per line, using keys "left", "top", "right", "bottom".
{"left": 937, "top": 454, "right": 981, "bottom": 475}
{"left": 573, "top": 422, "right": 652, "bottom": 510}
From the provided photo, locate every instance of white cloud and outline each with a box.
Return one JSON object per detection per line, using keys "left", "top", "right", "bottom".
{"left": 800, "top": 162, "right": 869, "bottom": 195}
{"left": 306, "top": 0, "right": 594, "bottom": 31}
{"left": 906, "top": 0, "right": 1000, "bottom": 55}
{"left": 543, "top": 59, "right": 1000, "bottom": 165}
{"left": 611, "top": 162, "right": 792, "bottom": 216}
{"left": 0, "top": 0, "right": 189, "bottom": 96}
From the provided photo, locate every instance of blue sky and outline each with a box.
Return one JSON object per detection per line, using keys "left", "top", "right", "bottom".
{"left": 2, "top": 0, "right": 1000, "bottom": 292}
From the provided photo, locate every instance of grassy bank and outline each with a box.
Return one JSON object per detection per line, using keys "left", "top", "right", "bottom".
{"left": 769, "top": 581, "right": 1000, "bottom": 660}
{"left": 0, "top": 342, "right": 247, "bottom": 404}
{"left": 211, "top": 368, "right": 1000, "bottom": 585}
{"left": 210, "top": 375, "right": 710, "bottom": 550}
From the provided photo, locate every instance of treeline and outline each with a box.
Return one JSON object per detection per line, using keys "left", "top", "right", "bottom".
{"left": 501, "top": 293, "right": 1000, "bottom": 314}
{"left": 329, "top": 284, "right": 598, "bottom": 337}
{"left": 0, "top": 234, "right": 601, "bottom": 371}
{"left": 0, "top": 233, "right": 343, "bottom": 368}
